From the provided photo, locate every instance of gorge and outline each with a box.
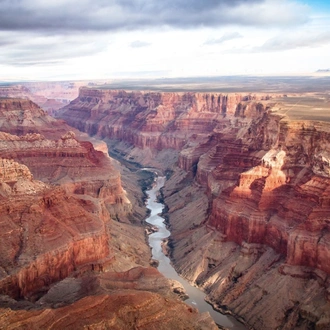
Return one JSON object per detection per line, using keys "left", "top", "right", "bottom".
{"left": 145, "top": 174, "right": 246, "bottom": 329}
{"left": 55, "top": 87, "right": 330, "bottom": 329}
{"left": 1, "top": 0, "right": 330, "bottom": 328}
{"left": 0, "top": 84, "right": 329, "bottom": 329}
{"left": 0, "top": 97, "right": 216, "bottom": 329}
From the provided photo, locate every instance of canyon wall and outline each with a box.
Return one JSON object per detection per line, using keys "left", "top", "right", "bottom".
{"left": 0, "top": 97, "right": 217, "bottom": 329}
{"left": 0, "top": 98, "right": 134, "bottom": 301}
{"left": 0, "top": 81, "right": 88, "bottom": 115}
{"left": 58, "top": 88, "right": 330, "bottom": 329}
{"left": 57, "top": 88, "right": 271, "bottom": 168}
{"left": 0, "top": 97, "right": 219, "bottom": 329}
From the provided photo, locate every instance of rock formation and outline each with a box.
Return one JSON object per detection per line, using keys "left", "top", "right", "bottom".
{"left": 0, "top": 81, "right": 86, "bottom": 116}
{"left": 0, "top": 98, "right": 129, "bottom": 299}
{"left": 0, "top": 97, "right": 218, "bottom": 329}
{"left": 0, "top": 267, "right": 216, "bottom": 330}
{"left": 58, "top": 87, "right": 330, "bottom": 329}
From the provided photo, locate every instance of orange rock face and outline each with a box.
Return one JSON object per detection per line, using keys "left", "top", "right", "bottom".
{"left": 58, "top": 88, "right": 330, "bottom": 329}
{"left": 58, "top": 88, "right": 269, "bottom": 150}
{"left": 0, "top": 98, "right": 129, "bottom": 298}
{"left": 207, "top": 120, "right": 330, "bottom": 273}
{"left": 0, "top": 97, "right": 218, "bottom": 329}
{"left": 0, "top": 82, "right": 85, "bottom": 115}
{"left": 0, "top": 267, "right": 216, "bottom": 330}
{"left": 0, "top": 157, "right": 108, "bottom": 297}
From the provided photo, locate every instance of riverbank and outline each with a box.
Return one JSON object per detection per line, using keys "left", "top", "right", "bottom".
{"left": 107, "top": 150, "right": 247, "bottom": 329}
{"left": 145, "top": 175, "right": 247, "bottom": 330}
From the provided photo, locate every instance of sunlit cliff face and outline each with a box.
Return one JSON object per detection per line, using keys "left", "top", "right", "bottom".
{"left": 55, "top": 88, "right": 330, "bottom": 329}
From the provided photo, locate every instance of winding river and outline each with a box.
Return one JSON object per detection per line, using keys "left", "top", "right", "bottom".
{"left": 145, "top": 175, "right": 246, "bottom": 330}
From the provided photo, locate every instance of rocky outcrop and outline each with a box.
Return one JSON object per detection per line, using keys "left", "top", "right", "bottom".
{"left": 166, "top": 117, "right": 330, "bottom": 329}
{"left": 0, "top": 267, "right": 216, "bottom": 330}
{"left": 58, "top": 88, "right": 330, "bottom": 329}
{"left": 0, "top": 97, "right": 218, "bottom": 329}
{"left": 0, "top": 97, "right": 71, "bottom": 138}
{"left": 58, "top": 88, "right": 270, "bottom": 169}
{"left": 0, "top": 82, "right": 86, "bottom": 115}
{"left": 0, "top": 98, "right": 131, "bottom": 217}
{"left": 0, "top": 99, "right": 129, "bottom": 300}
{"left": 0, "top": 156, "right": 109, "bottom": 299}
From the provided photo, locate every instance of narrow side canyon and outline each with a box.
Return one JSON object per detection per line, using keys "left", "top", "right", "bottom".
{"left": 57, "top": 88, "right": 330, "bottom": 329}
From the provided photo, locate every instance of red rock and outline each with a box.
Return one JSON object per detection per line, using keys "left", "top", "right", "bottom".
{"left": 57, "top": 88, "right": 330, "bottom": 329}
{"left": 0, "top": 96, "right": 217, "bottom": 329}
{"left": 58, "top": 88, "right": 269, "bottom": 153}
{"left": 0, "top": 98, "right": 130, "bottom": 299}
{"left": 0, "top": 82, "right": 85, "bottom": 115}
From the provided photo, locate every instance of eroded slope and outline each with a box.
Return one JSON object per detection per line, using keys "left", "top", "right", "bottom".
{"left": 0, "top": 97, "right": 217, "bottom": 329}
{"left": 58, "top": 88, "right": 330, "bottom": 329}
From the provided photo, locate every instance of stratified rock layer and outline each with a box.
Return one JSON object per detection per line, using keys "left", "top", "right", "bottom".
{"left": 58, "top": 88, "right": 330, "bottom": 329}
{"left": 0, "top": 82, "right": 86, "bottom": 115}
{"left": 0, "top": 98, "right": 218, "bottom": 329}
{"left": 0, "top": 267, "right": 216, "bottom": 330}
{"left": 0, "top": 98, "right": 130, "bottom": 300}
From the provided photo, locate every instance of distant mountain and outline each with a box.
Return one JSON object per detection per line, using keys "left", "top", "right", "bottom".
{"left": 316, "top": 69, "right": 330, "bottom": 72}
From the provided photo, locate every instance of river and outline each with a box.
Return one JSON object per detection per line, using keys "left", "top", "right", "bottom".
{"left": 145, "top": 175, "right": 247, "bottom": 330}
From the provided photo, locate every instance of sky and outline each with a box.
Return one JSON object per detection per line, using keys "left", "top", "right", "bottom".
{"left": 0, "top": 0, "right": 330, "bottom": 81}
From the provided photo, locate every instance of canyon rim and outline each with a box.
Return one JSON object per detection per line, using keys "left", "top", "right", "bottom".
{"left": 56, "top": 86, "right": 330, "bottom": 329}
{"left": 0, "top": 77, "right": 329, "bottom": 329}
{"left": 1, "top": 0, "right": 330, "bottom": 327}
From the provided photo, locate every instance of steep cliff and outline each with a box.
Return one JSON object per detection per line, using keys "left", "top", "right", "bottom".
{"left": 0, "top": 97, "right": 219, "bottom": 329}
{"left": 0, "top": 98, "right": 130, "bottom": 300}
{"left": 165, "top": 117, "right": 330, "bottom": 329}
{"left": 0, "top": 97, "right": 72, "bottom": 138}
{"left": 58, "top": 88, "right": 330, "bottom": 329}
{"left": 0, "top": 155, "right": 110, "bottom": 298}
{"left": 58, "top": 88, "right": 271, "bottom": 168}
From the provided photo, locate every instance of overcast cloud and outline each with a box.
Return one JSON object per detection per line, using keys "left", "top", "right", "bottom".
{"left": 0, "top": 0, "right": 329, "bottom": 79}
{"left": 255, "top": 31, "right": 330, "bottom": 52}
{"left": 0, "top": 0, "right": 308, "bottom": 32}
{"left": 204, "top": 32, "right": 243, "bottom": 45}
{"left": 130, "top": 40, "right": 152, "bottom": 48}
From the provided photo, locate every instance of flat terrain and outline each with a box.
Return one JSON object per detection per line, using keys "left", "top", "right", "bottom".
{"left": 2, "top": 75, "right": 330, "bottom": 123}
{"left": 269, "top": 93, "right": 330, "bottom": 122}
{"left": 96, "top": 75, "right": 330, "bottom": 122}
{"left": 98, "top": 75, "right": 330, "bottom": 93}
{"left": 97, "top": 75, "right": 330, "bottom": 123}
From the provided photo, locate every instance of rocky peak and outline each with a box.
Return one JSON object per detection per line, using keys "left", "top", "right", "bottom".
{"left": 0, "top": 158, "right": 33, "bottom": 182}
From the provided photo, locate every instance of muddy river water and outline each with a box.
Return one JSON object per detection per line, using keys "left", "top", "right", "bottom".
{"left": 145, "top": 175, "right": 246, "bottom": 329}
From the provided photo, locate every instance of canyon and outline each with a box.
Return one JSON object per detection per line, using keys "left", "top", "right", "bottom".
{"left": 0, "top": 81, "right": 99, "bottom": 116}
{"left": 55, "top": 87, "right": 330, "bottom": 329}
{"left": 0, "top": 97, "right": 215, "bottom": 329}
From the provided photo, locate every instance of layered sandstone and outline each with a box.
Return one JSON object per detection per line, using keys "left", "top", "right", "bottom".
{"left": 0, "top": 97, "right": 71, "bottom": 138}
{"left": 58, "top": 88, "right": 270, "bottom": 168}
{"left": 0, "top": 99, "right": 119, "bottom": 301}
{"left": 58, "top": 88, "right": 330, "bottom": 329}
{"left": 0, "top": 82, "right": 86, "bottom": 115}
{"left": 0, "top": 156, "right": 109, "bottom": 299}
{"left": 0, "top": 97, "right": 218, "bottom": 329}
{"left": 0, "top": 267, "right": 216, "bottom": 330}
{"left": 0, "top": 98, "right": 131, "bottom": 218}
{"left": 167, "top": 115, "right": 330, "bottom": 329}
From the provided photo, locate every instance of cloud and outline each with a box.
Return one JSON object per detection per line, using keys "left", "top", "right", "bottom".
{"left": 0, "top": 0, "right": 309, "bottom": 33}
{"left": 223, "top": 0, "right": 309, "bottom": 26}
{"left": 0, "top": 33, "right": 108, "bottom": 66}
{"left": 204, "top": 32, "right": 243, "bottom": 45}
{"left": 255, "top": 31, "right": 330, "bottom": 51}
{"left": 130, "top": 40, "right": 151, "bottom": 48}
{"left": 0, "top": 0, "right": 323, "bottom": 80}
